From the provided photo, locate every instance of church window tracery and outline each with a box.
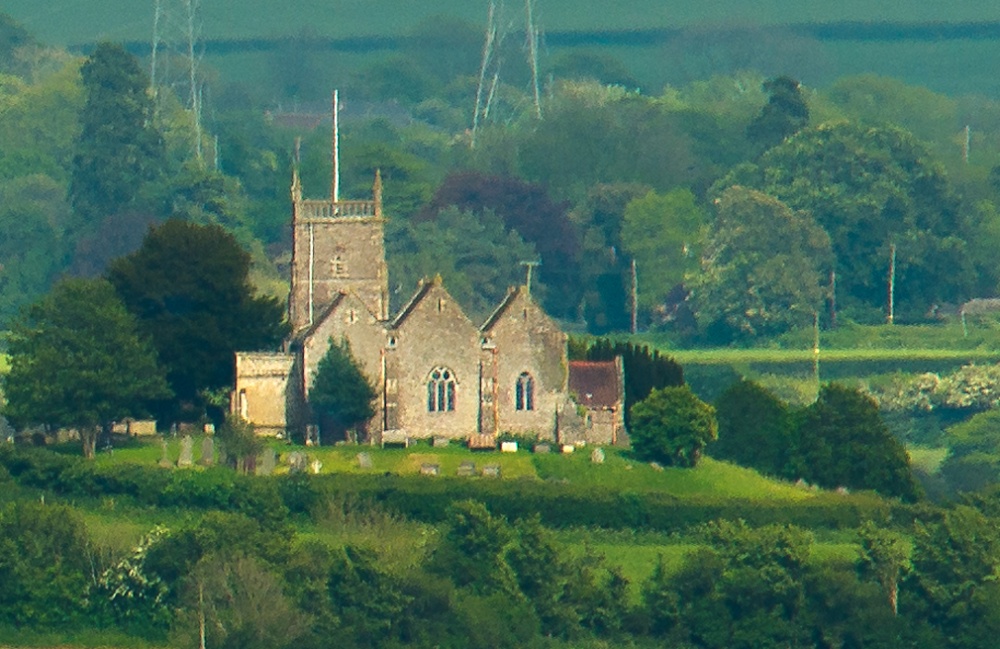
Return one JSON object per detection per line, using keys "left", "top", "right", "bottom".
{"left": 427, "top": 367, "right": 456, "bottom": 412}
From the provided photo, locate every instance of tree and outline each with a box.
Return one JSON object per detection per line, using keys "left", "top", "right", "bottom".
{"left": 0, "top": 501, "right": 91, "bottom": 628}
{"left": 720, "top": 122, "right": 973, "bottom": 317}
{"left": 309, "top": 338, "right": 376, "bottom": 443}
{"left": 791, "top": 384, "right": 919, "bottom": 500}
{"left": 857, "top": 521, "right": 911, "bottom": 616}
{"left": 621, "top": 188, "right": 706, "bottom": 313}
{"left": 106, "top": 219, "right": 287, "bottom": 419}
{"left": 746, "top": 76, "right": 809, "bottom": 151}
{"left": 387, "top": 206, "right": 541, "bottom": 319}
{"left": 630, "top": 386, "right": 717, "bottom": 468}
{"left": 2, "top": 278, "right": 170, "bottom": 457}
{"left": 216, "top": 414, "right": 263, "bottom": 475}
{"left": 70, "top": 42, "right": 164, "bottom": 223}
{"left": 711, "top": 379, "right": 791, "bottom": 476}
{"left": 690, "top": 186, "right": 832, "bottom": 342}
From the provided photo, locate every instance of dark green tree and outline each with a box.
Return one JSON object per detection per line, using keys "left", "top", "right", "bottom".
{"left": 630, "top": 386, "right": 717, "bottom": 468}
{"left": 0, "top": 501, "right": 91, "bottom": 628}
{"left": 578, "top": 338, "right": 685, "bottom": 430}
{"left": 217, "top": 414, "right": 264, "bottom": 475}
{"left": 309, "top": 338, "right": 376, "bottom": 443}
{"left": 711, "top": 379, "right": 792, "bottom": 476}
{"left": 746, "top": 76, "right": 809, "bottom": 151}
{"left": 2, "top": 278, "right": 170, "bottom": 457}
{"left": 70, "top": 42, "right": 164, "bottom": 223}
{"left": 430, "top": 500, "right": 518, "bottom": 596}
{"left": 791, "top": 384, "right": 919, "bottom": 500}
{"left": 106, "top": 219, "right": 287, "bottom": 419}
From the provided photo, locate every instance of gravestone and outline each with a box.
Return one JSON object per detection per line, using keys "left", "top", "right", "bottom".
{"left": 432, "top": 436, "right": 450, "bottom": 448}
{"left": 177, "top": 436, "right": 194, "bottom": 468}
{"left": 357, "top": 452, "right": 373, "bottom": 470}
{"left": 561, "top": 444, "right": 575, "bottom": 454}
{"left": 501, "top": 441, "right": 518, "bottom": 453}
{"left": 591, "top": 448, "right": 605, "bottom": 464}
{"left": 203, "top": 423, "right": 215, "bottom": 434}
{"left": 256, "top": 447, "right": 276, "bottom": 476}
{"left": 198, "top": 437, "right": 215, "bottom": 466}
{"left": 533, "top": 443, "right": 550, "bottom": 454}
{"left": 649, "top": 461, "right": 664, "bottom": 472}
{"left": 457, "top": 461, "right": 476, "bottom": 477}
{"left": 482, "top": 464, "right": 501, "bottom": 478}
{"left": 158, "top": 439, "right": 173, "bottom": 468}
{"left": 420, "top": 463, "right": 440, "bottom": 476}
{"left": 287, "top": 451, "right": 307, "bottom": 473}
{"left": 310, "top": 459, "right": 323, "bottom": 474}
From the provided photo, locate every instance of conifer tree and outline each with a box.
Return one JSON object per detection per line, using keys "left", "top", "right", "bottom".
{"left": 309, "top": 338, "right": 376, "bottom": 442}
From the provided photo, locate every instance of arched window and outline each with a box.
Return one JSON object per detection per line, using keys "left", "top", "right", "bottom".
{"left": 427, "top": 367, "right": 456, "bottom": 412}
{"left": 516, "top": 372, "right": 534, "bottom": 411}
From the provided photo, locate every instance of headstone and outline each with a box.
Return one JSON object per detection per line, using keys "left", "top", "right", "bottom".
{"left": 158, "top": 439, "right": 173, "bottom": 468}
{"left": 310, "top": 459, "right": 323, "bottom": 474}
{"left": 256, "top": 447, "right": 276, "bottom": 476}
{"left": 177, "top": 435, "right": 194, "bottom": 467}
{"left": 482, "top": 464, "right": 501, "bottom": 478}
{"left": 591, "top": 448, "right": 605, "bottom": 464}
{"left": 198, "top": 437, "right": 215, "bottom": 466}
{"left": 203, "top": 423, "right": 215, "bottom": 434}
{"left": 288, "top": 451, "right": 307, "bottom": 473}
{"left": 457, "top": 460, "right": 476, "bottom": 477}
{"left": 420, "top": 463, "right": 440, "bottom": 476}
{"left": 501, "top": 441, "right": 518, "bottom": 453}
{"left": 835, "top": 486, "right": 849, "bottom": 495}
{"left": 533, "top": 443, "right": 551, "bottom": 454}
{"left": 561, "top": 444, "right": 575, "bottom": 454}
{"left": 433, "top": 436, "right": 450, "bottom": 448}
{"left": 357, "top": 452, "right": 374, "bottom": 470}
{"left": 649, "top": 461, "right": 663, "bottom": 472}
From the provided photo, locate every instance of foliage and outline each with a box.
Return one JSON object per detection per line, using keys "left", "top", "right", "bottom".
{"left": 857, "top": 520, "right": 911, "bottom": 615}
{"left": 711, "top": 379, "right": 791, "bottom": 476}
{"left": 690, "top": 186, "right": 832, "bottom": 341}
{"left": 720, "top": 121, "right": 972, "bottom": 316}
{"left": 792, "top": 383, "right": 919, "bottom": 500}
{"left": 2, "top": 278, "right": 170, "bottom": 457}
{"left": 577, "top": 338, "right": 684, "bottom": 429}
{"left": 418, "top": 171, "right": 581, "bottom": 318}
{"left": 630, "top": 386, "right": 718, "bottom": 468}
{"left": 0, "top": 501, "right": 90, "bottom": 628}
{"left": 309, "top": 338, "right": 376, "bottom": 442}
{"left": 70, "top": 42, "right": 164, "bottom": 222}
{"left": 386, "top": 207, "right": 539, "bottom": 319}
{"left": 430, "top": 500, "right": 518, "bottom": 596}
{"left": 621, "top": 188, "right": 706, "bottom": 312}
{"left": 217, "top": 414, "right": 263, "bottom": 475}
{"left": 91, "top": 525, "right": 171, "bottom": 634}
{"left": 107, "top": 219, "right": 287, "bottom": 418}
{"left": 745, "top": 76, "right": 809, "bottom": 151}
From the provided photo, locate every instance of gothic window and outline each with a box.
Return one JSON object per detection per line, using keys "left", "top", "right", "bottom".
{"left": 427, "top": 367, "right": 456, "bottom": 412}
{"left": 516, "top": 372, "right": 534, "bottom": 411}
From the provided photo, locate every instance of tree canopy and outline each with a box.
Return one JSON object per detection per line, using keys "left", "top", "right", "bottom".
{"left": 106, "top": 219, "right": 286, "bottom": 419}
{"left": 1, "top": 277, "right": 170, "bottom": 457}
{"left": 630, "top": 385, "right": 717, "bottom": 467}
{"left": 309, "top": 338, "right": 377, "bottom": 442}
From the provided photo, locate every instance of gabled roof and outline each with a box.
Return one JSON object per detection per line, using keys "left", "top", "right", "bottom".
{"left": 291, "top": 290, "right": 381, "bottom": 345}
{"left": 389, "top": 277, "right": 438, "bottom": 329}
{"left": 479, "top": 286, "right": 521, "bottom": 332}
{"left": 569, "top": 360, "right": 622, "bottom": 409}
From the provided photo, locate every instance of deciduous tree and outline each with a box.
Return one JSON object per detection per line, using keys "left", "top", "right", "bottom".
{"left": 2, "top": 278, "right": 170, "bottom": 457}
{"left": 630, "top": 386, "right": 717, "bottom": 468}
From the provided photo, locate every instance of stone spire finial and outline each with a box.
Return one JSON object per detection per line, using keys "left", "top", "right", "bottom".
{"left": 373, "top": 168, "right": 383, "bottom": 218}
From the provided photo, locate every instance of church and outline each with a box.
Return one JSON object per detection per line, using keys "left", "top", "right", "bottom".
{"left": 232, "top": 106, "right": 624, "bottom": 446}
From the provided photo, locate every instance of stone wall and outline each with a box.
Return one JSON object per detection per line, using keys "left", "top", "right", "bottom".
{"left": 233, "top": 352, "right": 296, "bottom": 436}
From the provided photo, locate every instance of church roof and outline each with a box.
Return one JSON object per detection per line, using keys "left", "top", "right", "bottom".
{"left": 479, "top": 286, "right": 523, "bottom": 332}
{"left": 569, "top": 360, "right": 623, "bottom": 409}
{"left": 389, "top": 277, "right": 438, "bottom": 329}
{"left": 291, "top": 290, "right": 381, "bottom": 345}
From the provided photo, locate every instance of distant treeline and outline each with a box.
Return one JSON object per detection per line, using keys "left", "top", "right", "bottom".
{"left": 73, "top": 20, "right": 1000, "bottom": 57}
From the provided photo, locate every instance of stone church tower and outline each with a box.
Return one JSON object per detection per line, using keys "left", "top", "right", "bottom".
{"left": 288, "top": 97, "right": 389, "bottom": 333}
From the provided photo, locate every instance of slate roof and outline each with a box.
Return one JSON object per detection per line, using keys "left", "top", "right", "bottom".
{"left": 568, "top": 360, "right": 622, "bottom": 409}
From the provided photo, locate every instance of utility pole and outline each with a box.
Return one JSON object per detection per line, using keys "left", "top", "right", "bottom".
{"left": 964, "top": 125, "right": 971, "bottom": 163}
{"left": 331, "top": 90, "right": 340, "bottom": 203}
{"left": 630, "top": 258, "right": 638, "bottom": 334}
{"left": 525, "top": 0, "right": 542, "bottom": 119}
{"left": 472, "top": 1, "right": 498, "bottom": 149}
{"left": 150, "top": 0, "right": 162, "bottom": 111}
{"left": 887, "top": 242, "right": 896, "bottom": 325}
